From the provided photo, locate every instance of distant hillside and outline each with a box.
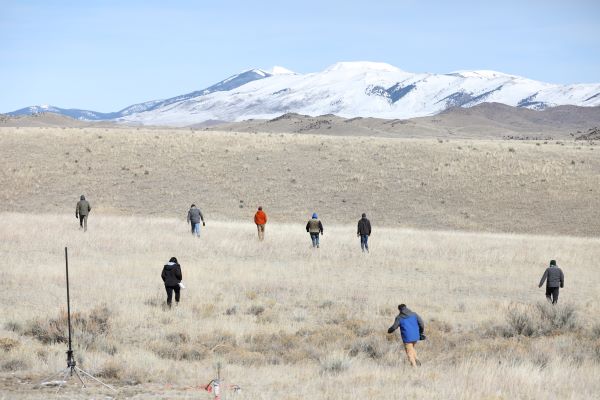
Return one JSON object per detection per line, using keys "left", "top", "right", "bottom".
{"left": 201, "top": 103, "right": 600, "bottom": 139}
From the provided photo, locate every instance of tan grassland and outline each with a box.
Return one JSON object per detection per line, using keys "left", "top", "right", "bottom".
{"left": 0, "top": 127, "right": 599, "bottom": 236}
{"left": 0, "top": 214, "right": 599, "bottom": 399}
{"left": 0, "top": 126, "right": 599, "bottom": 399}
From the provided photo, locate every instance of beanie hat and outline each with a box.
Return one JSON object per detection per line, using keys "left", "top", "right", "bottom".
{"left": 550, "top": 260, "right": 556, "bottom": 266}
{"left": 169, "top": 257, "right": 178, "bottom": 264}
{"left": 312, "top": 213, "right": 318, "bottom": 219}
{"left": 362, "top": 213, "right": 366, "bottom": 218}
{"left": 80, "top": 195, "right": 85, "bottom": 200}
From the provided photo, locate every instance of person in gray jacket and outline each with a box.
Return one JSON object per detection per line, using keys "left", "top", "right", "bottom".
{"left": 75, "top": 195, "right": 91, "bottom": 232}
{"left": 187, "top": 204, "right": 205, "bottom": 237}
{"left": 538, "top": 260, "right": 564, "bottom": 304}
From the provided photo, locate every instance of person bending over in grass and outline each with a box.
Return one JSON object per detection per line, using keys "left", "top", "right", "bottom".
{"left": 387, "top": 304, "right": 425, "bottom": 367}
{"left": 254, "top": 206, "right": 267, "bottom": 241}
{"left": 187, "top": 204, "right": 205, "bottom": 237}
{"left": 161, "top": 257, "right": 182, "bottom": 308}
{"left": 539, "top": 259, "right": 564, "bottom": 304}
{"left": 306, "top": 213, "right": 324, "bottom": 248}
{"left": 75, "top": 195, "right": 91, "bottom": 232}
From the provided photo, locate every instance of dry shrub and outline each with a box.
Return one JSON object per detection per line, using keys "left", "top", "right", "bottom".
{"left": 591, "top": 323, "right": 600, "bottom": 339}
{"left": 0, "top": 337, "right": 20, "bottom": 352}
{"left": 1, "top": 358, "right": 29, "bottom": 372}
{"left": 193, "top": 303, "right": 216, "bottom": 318}
{"left": 342, "top": 319, "right": 372, "bottom": 338}
{"left": 226, "top": 349, "right": 267, "bottom": 366}
{"left": 348, "top": 335, "right": 389, "bottom": 360}
{"left": 152, "top": 342, "right": 209, "bottom": 361}
{"left": 21, "top": 305, "right": 112, "bottom": 346}
{"left": 504, "top": 303, "right": 579, "bottom": 337}
{"left": 535, "top": 303, "right": 578, "bottom": 332}
{"left": 246, "top": 305, "right": 265, "bottom": 316}
{"left": 96, "top": 360, "right": 122, "bottom": 379}
{"left": 165, "top": 332, "right": 190, "bottom": 344}
{"left": 319, "top": 351, "right": 351, "bottom": 375}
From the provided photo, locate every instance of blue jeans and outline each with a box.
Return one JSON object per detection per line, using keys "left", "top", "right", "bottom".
{"left": 360, "top": 235, "right": 369, "bottom": 252}
{"left": 191, "top": 222, "right": 201, "bottom": 236}
{"left": 310, "top": 233, "right": 320, "bottom": 247}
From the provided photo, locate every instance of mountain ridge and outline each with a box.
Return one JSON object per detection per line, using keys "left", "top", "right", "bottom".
{"left": 7, "top": 62, "right": 600, "bottom": 126}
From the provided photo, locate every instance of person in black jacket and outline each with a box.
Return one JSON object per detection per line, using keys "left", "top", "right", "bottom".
{"left": 161, "top": 257, "right": 182, "bottom": 307}
{"left": 357, "top": 213, "right": 372, "bottom": 252}
{"left": 538, "top": 259, "right": 564, "bottom": 304}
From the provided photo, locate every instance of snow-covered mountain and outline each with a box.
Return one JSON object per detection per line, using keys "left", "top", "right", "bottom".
{"left": 7, "top": 62, "right": 600, "bottom": 126}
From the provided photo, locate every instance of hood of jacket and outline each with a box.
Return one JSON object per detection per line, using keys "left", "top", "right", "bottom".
{"left": 399, "top": 306, "right": 415, "bottom": 318}
{"left": 164, "top": 262, "right": 177, "bottom": 271}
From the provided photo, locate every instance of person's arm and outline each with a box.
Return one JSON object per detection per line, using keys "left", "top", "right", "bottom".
{"left": 175, "top": 266, "right": 182, "bottom": 281}
{"left": 417, "top": 314, "right": 425, "bottom": 335}
{"left": 560, "top": 269, "right": 564, "bottom": 288}
{"left": 87, "top": 202, "right": 91, "bottom": 213}
{"left": 357, "top": 222, "right": 360, "bottom": 236}
{"left": 306, "top": 221, "right": 310, "bottom": 232}
{"left": 161, "top": 268, "right": 166, "bottom": 282}
{"left": 538, "top": 269, "right": 548, "bottom": 288}
{"left": 187, "top": 210, "right": 191, "bottom": 223}
{"left": 387, "top": 316, "right": 400, "bottom": 333}
{"left": 75, "top": 203, "right": 79, "bottom": 218}
{"left": 367, "top": 221, "right": 372, "bottom": 235}
{"left": 319, "top": 221, "right": 323, "bottom": 234}
{"left": 199, "top": 210, "right": 205, "bottom": 223}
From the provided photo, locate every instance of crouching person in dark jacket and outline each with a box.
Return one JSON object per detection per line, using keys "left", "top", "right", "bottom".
{"left": 387, "top": 304, "right": 425, "bottom": 367}
{"left": 161, "top": 257, "right": 182, "bottom": 307}
{"left": 539, "top": 259, "right": 564, "bottom": 304}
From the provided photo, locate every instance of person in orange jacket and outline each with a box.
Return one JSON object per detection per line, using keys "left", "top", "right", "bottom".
{"left": 254, "top": 206, "right": 267, "bottom": 241}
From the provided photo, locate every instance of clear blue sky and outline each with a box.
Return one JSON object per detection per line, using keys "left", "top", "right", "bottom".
{"left": 1, "top": 0, "right": 599, "bottom": 112}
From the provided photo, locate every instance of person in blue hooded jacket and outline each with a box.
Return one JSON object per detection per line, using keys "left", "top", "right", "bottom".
{"left": 387, "top": 304, "right": 425, "bottom": 367}
{"left": 305, "top": 213, "right": 324, "bottom": 248}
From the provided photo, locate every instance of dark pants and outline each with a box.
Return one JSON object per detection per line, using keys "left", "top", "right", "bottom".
{"left": 545, "top": 286, "right": 559, "bottom": 304}
{"left": 165, "top": 285, "right": 180, "bottom": 306}
{"left": 310, "top": 233, "right": 320, "bottom": 247}
{"left": 360, "top": 234, "right": 369, "bottom": 252}
{"left": 79, "top": 215, "right": 88, "bottom": 231}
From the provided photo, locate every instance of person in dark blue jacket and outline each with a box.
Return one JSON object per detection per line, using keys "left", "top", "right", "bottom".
{"left": 387, "top": 304, "right": 425, "bottom": 367}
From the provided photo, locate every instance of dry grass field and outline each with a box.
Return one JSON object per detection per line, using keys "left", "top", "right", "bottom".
{"left": 0, "top": 127, "right": 599, "bottom": 236}
{"left": 0, "top": 126, "right": 599, "bottom": 399}
{"left": 0, "top": 213, "right": 599, "bottom": 399}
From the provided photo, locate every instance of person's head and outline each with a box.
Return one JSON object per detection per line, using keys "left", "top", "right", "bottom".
{"left": 398, "top": 304, "right": 406, "bottom": 311}
{"left": 169, "top": 257, "right": 178, "bottom": 264}
{"left": 550, "top": 260, "right": 556, "bottom": 266}
{"left": 362, "top": 213, "right": 366, "bottom": 218}
{"left": 80, "top": 195, "right": 85, "bottom": 200}
{"left": 258, "top": 206, "right": 263, "bottom": 211}
{"left": 312, "top": 213, "right": 318, "bottom": 219}
{"left": 191, "top": 204, "right": 196, "bottom": 208}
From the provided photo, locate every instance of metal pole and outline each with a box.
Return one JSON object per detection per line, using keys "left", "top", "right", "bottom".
{"left": 65, "top": 247, "right": 75, "bottom": 368}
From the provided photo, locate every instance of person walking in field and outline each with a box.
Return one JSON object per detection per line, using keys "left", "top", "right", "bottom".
{"left": 387, "top": 304, "right": 426, "bottom": 367}
{"left": 187, "top": 204, "right": 205, "bottom": 237}
{"left": 254, "top": 206, "right": 267, "bottom": 241}
{"left": 161, "top": 257, "right": 182, "bottom": 308}
{"left": 357, "top": 213, "right": 371, "bottom": 252}
{"left": 306, "top": 213, "right": 324, "bottom": 248}
{"left": 539, "top": 260, "right": 564, "bottom": 304}
{"left": 75, "top": 195, "right": 91, "bottom": 232}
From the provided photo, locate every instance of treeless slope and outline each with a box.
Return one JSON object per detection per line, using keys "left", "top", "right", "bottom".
{"left": 203, "top": 104, "right": 600, "bottom": 139}
{"left": 0, "top": 127, "right": 598, "bottom": 236}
